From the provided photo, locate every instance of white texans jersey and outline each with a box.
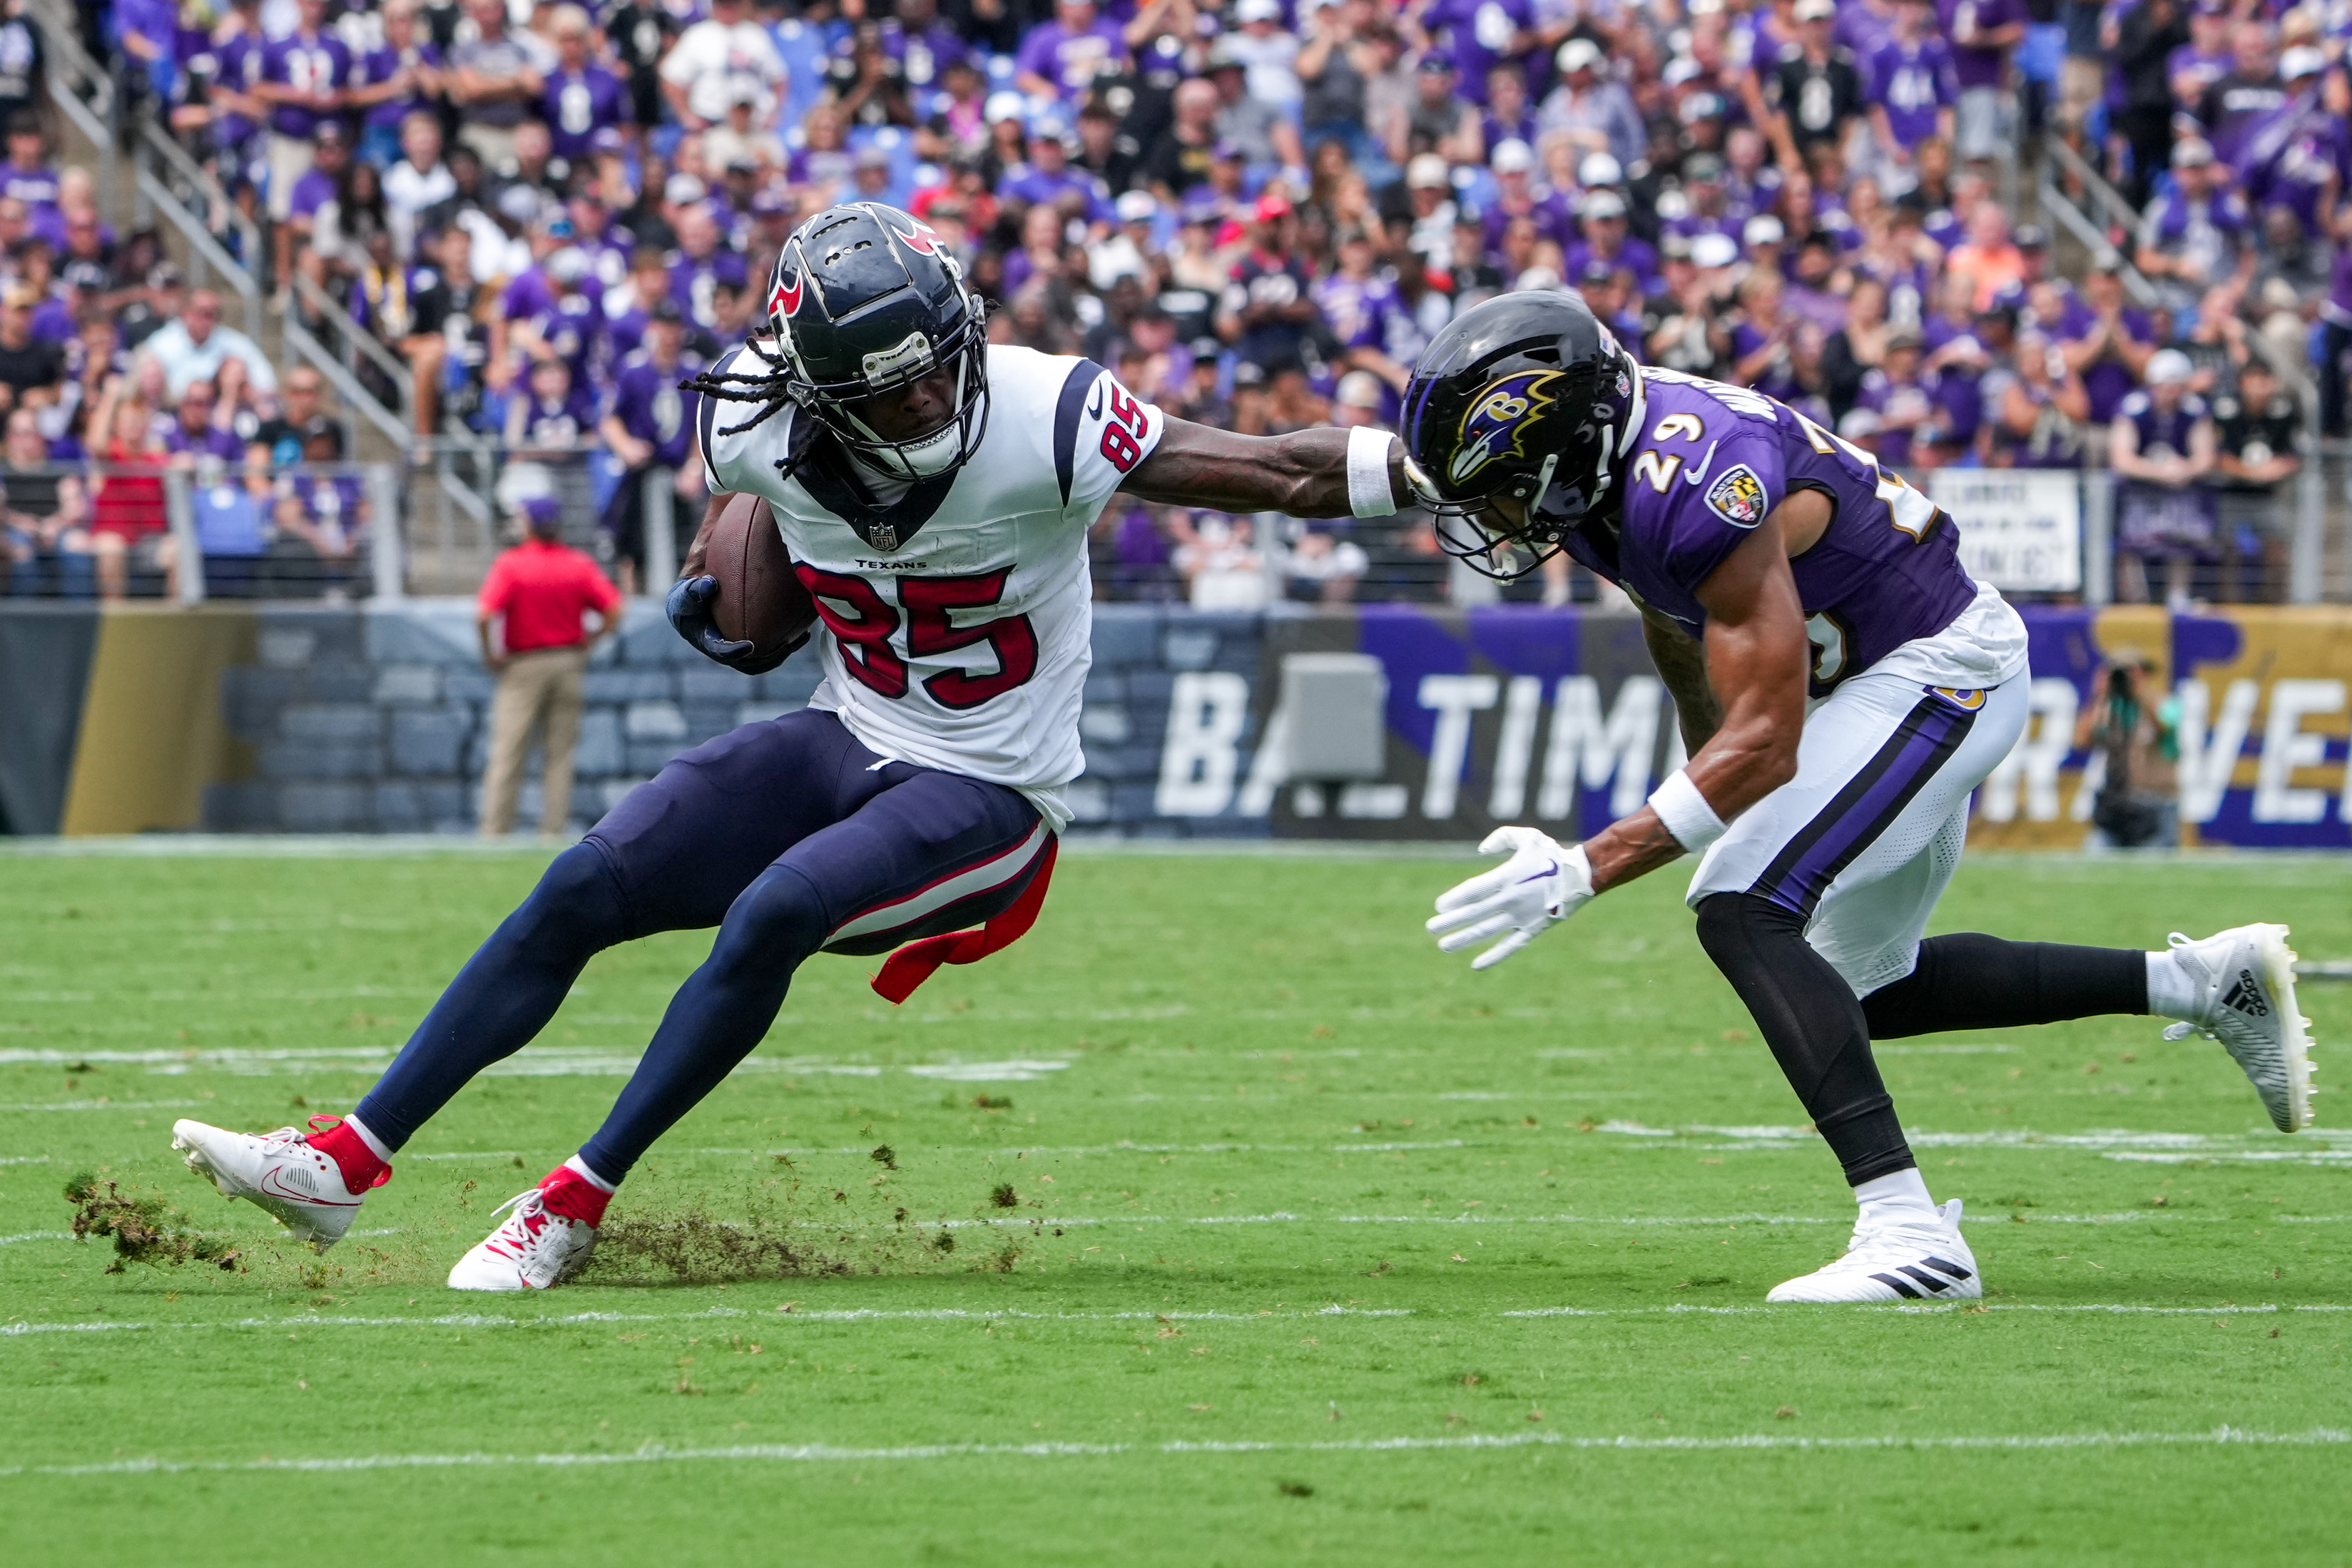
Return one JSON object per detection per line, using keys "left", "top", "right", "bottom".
{"left": 700, "top": 342, "right": 1164, "bottom": 831}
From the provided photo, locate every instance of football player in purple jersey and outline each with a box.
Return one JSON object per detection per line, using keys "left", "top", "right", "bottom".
{"left": 1404, "top": 292, "right": 2313, "bottom": 1303}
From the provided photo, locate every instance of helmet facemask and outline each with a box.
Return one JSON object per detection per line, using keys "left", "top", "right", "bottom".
{"left": 1413, "top": 352, "right": 1645, "bottom": 582}
{"left": 773, "top": 286, "right": 992, "bottom": 486}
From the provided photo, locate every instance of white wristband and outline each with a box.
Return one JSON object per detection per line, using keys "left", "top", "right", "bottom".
{"left": 1647, "top": 768, "right": 1727, "bottom": 852}
{"left": 1347, "top": 426, "right": 1400, "bottom": 518}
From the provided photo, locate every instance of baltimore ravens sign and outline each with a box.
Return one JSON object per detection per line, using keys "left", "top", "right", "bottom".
{"left": 1448, "top": 370, "right": 1563, "bottom": 487}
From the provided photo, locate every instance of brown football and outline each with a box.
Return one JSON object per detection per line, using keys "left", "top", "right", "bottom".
{"left": 703, "top": 492, "right": 817, "bottom": 668}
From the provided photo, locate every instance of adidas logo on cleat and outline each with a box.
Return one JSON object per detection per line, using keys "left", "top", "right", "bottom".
{"left": 2222, "top": 971, "right": 2269, "bottom": 1018}
{"left": 1865, "top": 1256, "right": 1974, "bottom": 1300}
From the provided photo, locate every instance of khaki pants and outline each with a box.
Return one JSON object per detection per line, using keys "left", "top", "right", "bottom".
{"left": 457, "top": 121, "right": 519, "bottom": 173}
{"left": 479, "top": 645, "right": 587, "bottom": 837}
{"left": 2059, "top": 56, "right": 2104, "bottom": 137}
{"left": 266, "top": 133, "right": 315, "bottom": 222}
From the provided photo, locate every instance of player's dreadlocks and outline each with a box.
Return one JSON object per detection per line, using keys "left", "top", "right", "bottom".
{"left": 678, "top": 337, "right": 823, "bottom": 484}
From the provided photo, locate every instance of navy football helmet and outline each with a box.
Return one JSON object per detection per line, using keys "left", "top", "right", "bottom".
{"left": 1399, "top": 291, "right": 1644, "bottom": 579}
{"left": 697, "top": 202, "right": 990, "bottom": 484}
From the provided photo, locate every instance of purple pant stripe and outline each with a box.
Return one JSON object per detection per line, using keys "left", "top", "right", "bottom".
{"left": 1752, "top": 699, "right": 1971, "bottom": 917}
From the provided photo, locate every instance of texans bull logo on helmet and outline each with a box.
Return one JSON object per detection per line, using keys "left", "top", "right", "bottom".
{"left": 1447, "top": 370, "right": 1563, "bottom": 487}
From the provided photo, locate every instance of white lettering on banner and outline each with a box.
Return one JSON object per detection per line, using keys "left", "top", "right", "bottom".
{"left": 2176, "top": 678, "right": 2261, "bottom": 824}
{"left": 1417, "top": 674, "right": 1500, "bottom": 819}
{"left": 1155, "top": 671, "right": 1249, "bottom": 816}
{"left": 1977, "top": 678, "right": 2081, "bottom": 823}
{"left": 1929, "top": 470, "right": 2084, "bottom": 594}
{"left": 1537, "top": 676, "right": 1663, "bottom": 820}
{"left": 1487, "top": 676, "right": 1544, "bottom": 817}
{"left": 2253, "top": 679, "right": 2346, "bottom": 824}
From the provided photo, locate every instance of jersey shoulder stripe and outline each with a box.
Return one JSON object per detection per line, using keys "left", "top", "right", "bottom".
{"left": 1052, "top": 357, "right": 1106, "bottom": 506}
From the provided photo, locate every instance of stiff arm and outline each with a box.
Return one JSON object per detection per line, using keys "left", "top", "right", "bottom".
{"left": 1119, "top": 417, "right": 1408, "bottom": 517}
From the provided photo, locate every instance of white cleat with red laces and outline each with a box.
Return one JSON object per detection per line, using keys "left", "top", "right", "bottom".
{"left": 447, "top": 1178, "right": 602, "bottom": 1291}
{"left": 170, "top": 1118, "right": 369, "bottom": 1251}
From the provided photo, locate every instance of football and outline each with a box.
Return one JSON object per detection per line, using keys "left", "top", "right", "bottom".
{"left": 703, "top": 492, "right": 817, "bottom": 668}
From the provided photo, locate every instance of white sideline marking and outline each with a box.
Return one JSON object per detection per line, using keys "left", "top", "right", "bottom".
{"left": 0, "top": 1099, "right": 206, "bottom": 1113}
{"left": 0, "top": 1231, "right": 73, "bottom": 1246}
{"left": 3, "top": 1426, "right": 2346, "bottom": 1479}
{"left": 8, "top": 1303, "right": 2346, "bottom": 1338}
{"left": 0, "top": 1305, "right": 1413, "bottom": 1337}
{"left": 0, "top": 1047, "right": 1062, "bottom": 1084}
{"left": 1505, "top": 1302, "right": 2352, "bottom": 1319}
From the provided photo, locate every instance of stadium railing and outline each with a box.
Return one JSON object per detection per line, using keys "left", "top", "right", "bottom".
{"left": 0, "top": 460, "right": 397, "bottom": 605}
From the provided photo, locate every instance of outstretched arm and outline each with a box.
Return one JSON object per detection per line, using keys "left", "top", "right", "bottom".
{"left": 1119, "top": 417, "right": 1407, "bottom": 518}
{"left": 1427, "top": 499, "right": 1811, "bottom": 968}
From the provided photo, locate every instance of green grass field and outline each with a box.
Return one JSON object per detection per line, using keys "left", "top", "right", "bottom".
{"left": 2, "top": 844, "right": 2348, "bottom": 1566}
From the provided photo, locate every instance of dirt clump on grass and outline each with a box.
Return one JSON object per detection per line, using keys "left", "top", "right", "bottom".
{"left": 63, "top": 1175, "right": 245, "bottom": 1273}
{"left": 586, "top": 1206, "right": 857, "bottom": 1286}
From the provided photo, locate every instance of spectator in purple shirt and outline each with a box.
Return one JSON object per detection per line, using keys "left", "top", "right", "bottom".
{"left": 2063, "top": 260, "right": 2157, "bottom": 424}
{"left": 2134, "top": 136, "right": 2247, "bottom": 312}
{"left": 0, "top": 117, "right": 55, "bottom": 214}
{"left": 1014, "top": 0, "right": 1129, "bottom": 106}
{"left": 879, "top": 0, "right": 969, "bottom": 95}
{"left": 1868, "top": 0, "right": 1958, "bottom": 195}
{"left": 997, "top": 116, "right": 1114, "bottom": 228}
{"left": 350, "top": 0, "right": 443, "bottom": 170}
{"left": 596, "top": 299, "right": 703, "bottom": 595}
{"left": 283, "top": 121, "right": 350, "bottom": 253}
{"left": 1938, "top": 0, "right": 2025, "bottom": 162}
{"left": 253, "top": 0, "right": 350, "bottom": 223}
{"left": 1561, "top": 189, "right": 1659, "bottom": 292}
{"left": 664, "top": 206, "right": 748, "bottom": 334}
{"left": 1424, "top": 0, "right": 1535, "bottom": 108}
{"left": 162, "top": 377, "right": 244, "bottom": 464}
{"left": 1477, "top": 138, "right": 1569, "bottom": 250}
{"left": 504, "top": 355, "right": 599, "bottom": 452}
{"left": 541, "top": 8, "right": 632, "bottom": 169}
{"left": 2196, "top": 19, "right": 2289, "bottom": 169}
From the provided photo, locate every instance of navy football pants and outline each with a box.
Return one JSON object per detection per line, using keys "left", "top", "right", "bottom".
{"left": 356, "top": 710, "right": 1047, "bottom": 1181}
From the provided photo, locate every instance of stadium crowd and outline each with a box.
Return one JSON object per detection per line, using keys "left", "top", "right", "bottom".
{"left": 2, "top": 0, "right": 2341, "bottom": 607}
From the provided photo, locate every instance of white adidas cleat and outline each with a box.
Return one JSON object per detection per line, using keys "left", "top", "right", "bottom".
{"left": 2159, "top": 924, "right": 2315, "bottom": 1133}
{"left": 447, "top": 1187, "right": 599, "bottom": 1291}
{"left": 170, "top": 1119, "right": 365, "bottom": 1251}
{"left": 1766, "top": 1199, "right": 1982, "bottom": 1304}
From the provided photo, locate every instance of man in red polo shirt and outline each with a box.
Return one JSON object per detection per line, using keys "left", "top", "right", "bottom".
{"left": 476, "top": 495, "right": 621, "bottom": 837}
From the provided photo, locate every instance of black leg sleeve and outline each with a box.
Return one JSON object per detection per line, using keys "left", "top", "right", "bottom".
{"left": 1862, "top": 935, "right": 2149, "bottom": 1040}
{"left": 1694, "top": 892, "right": 1915, "bottom": 1187}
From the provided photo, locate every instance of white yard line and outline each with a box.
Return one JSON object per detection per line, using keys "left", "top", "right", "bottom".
{"left": 0, "top": 1099, "right": 207, "bottom": 1113}
{"left": 2, "top": 1425, "right": 2346, "bottom": 1479}
{"left": 6, "top": 1302, "right": 2345, "bottom": 1338}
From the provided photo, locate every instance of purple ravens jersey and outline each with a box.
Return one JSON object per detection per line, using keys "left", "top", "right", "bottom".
{"left": 1559, "top": 366, "right": 1978, "bottom": 695}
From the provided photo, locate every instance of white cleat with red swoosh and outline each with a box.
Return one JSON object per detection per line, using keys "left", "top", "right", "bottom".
{"left": 170, "top": 1119, "right": 367, "bottom": 1251}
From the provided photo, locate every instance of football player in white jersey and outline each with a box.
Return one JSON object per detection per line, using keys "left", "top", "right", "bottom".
{"left": 168, "top": 201, "right": 1412, "bottom": 1289}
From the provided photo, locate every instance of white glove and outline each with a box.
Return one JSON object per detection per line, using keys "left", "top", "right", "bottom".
{"left": 1425, "top": 827, "right": 1594, "bottom": 971}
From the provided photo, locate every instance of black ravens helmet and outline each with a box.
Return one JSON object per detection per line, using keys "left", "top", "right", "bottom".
{"left": 1399, "top": 291, "right": 1644, "bottom": 579}
{"left": 687, "top": 202, "right": 989, "bottom": 484}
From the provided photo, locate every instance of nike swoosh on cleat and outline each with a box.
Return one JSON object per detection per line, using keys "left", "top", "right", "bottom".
{"left": 1681, "top": 440, "right": 1719, "bottom": 486}
{"left": 260, "top": 1171, "right": 357, "bottom": 1208}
